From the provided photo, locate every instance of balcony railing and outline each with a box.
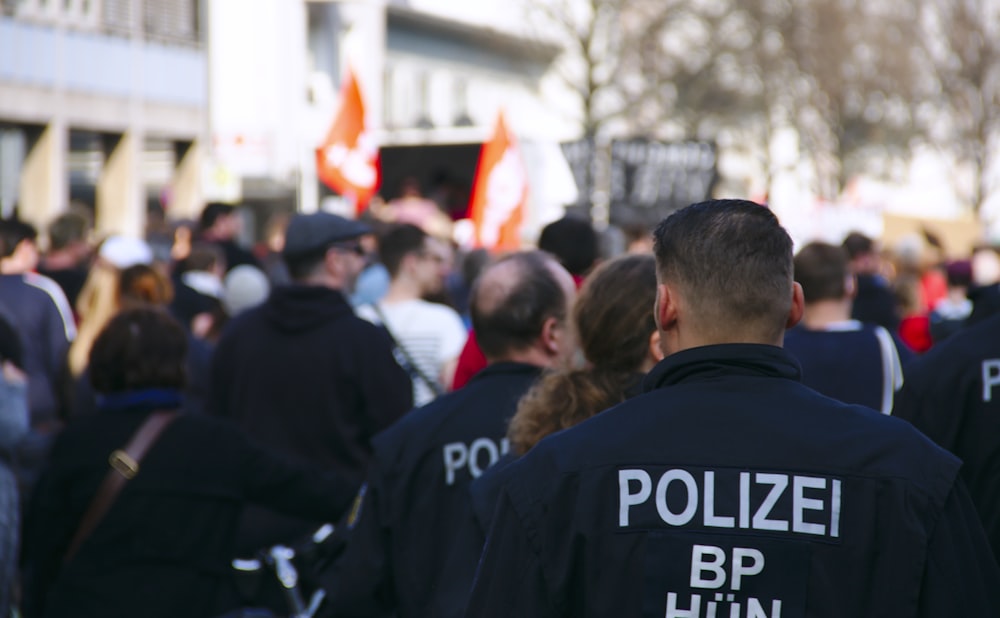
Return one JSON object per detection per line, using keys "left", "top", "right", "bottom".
{"left": 2, "top": 0, "right": 202, "bottom": 47}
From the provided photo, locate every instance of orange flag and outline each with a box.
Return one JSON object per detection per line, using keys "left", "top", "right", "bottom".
{"left": 316, "top": 67, "right": 380, "bottom": 212}
{"left": 468, "top": 112, "right": 529, "bottom": 250}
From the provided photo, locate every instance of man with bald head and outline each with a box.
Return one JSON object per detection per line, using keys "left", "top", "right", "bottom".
{"left": 329, "top": 250, "right": 577, "bottom": 618}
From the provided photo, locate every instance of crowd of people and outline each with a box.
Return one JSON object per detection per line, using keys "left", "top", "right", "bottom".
{"left": 1, "top": 195, "right": 1000, "bottom": 617}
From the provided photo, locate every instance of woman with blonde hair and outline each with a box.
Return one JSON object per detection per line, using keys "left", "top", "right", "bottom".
{"left": 69, "top": 237, "right": 157, "bottom": 377}
{"left": 71, "top": 263, "right": 213, "bottom": 417}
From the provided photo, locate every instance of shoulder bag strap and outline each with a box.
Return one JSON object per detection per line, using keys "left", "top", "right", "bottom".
{"left": 369, "top": 303, "right": 445, "bottom": 397}
{"left": 63, "top": 410, "right": 179, "bottom": 564}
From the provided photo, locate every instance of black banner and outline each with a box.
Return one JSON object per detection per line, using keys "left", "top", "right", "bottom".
{"left": 561, "top": 139, "right": 718, "bottom": 228}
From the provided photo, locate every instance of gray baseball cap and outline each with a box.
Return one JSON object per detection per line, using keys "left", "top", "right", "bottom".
{"left": 282, "top": 212, "right": 371, "bottom": 257}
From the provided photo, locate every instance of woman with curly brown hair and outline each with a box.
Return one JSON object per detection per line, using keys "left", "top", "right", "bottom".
{"left": 506, "top": 253, "right": 662, "bottom": 455}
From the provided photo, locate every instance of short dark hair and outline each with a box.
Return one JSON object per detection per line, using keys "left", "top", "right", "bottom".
{"left": 378, "top": 224, "right": 428, "bottom": 278}
{"left": 89, "top": 308, "right": 188, "bottom": 394}
{"left": 0, "top": 219, "right": 38, "bottom": 259}
{"left": 47, "top": 212, "right": 89, "bottom": 251}
{"left": 842, "top": 232, "right": 875, "bottom": 260}
{"left": 199, "top": 202, "right": 235, "bottom": 231}
{"left": 653, "top": 199, "right": 793, "bottom": 342}
{"left": 471, "top": 251, "right": 568, "bottom": 360}
{"left": 794, "top": 242, "right": 850, "bottom": 303}
{"left": 538, "top": 216, "right": 599, "bottom": 276}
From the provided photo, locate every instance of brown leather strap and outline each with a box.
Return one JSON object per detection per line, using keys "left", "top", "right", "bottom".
{"left": 63, "top": 410, "right": 179, "bottom": 564}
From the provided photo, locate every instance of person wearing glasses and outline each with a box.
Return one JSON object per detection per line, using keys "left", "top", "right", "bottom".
{"left": 357, "top": 224, "right": 468, "bottom": 406}
{"left": 210, "top": 212, "right": 412, "bottom": 561}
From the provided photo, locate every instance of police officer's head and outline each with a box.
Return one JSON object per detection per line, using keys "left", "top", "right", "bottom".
{"left": 652, "top": 199, "right": 803, "bottom": 354}
{"left": 470, "top": 250, "right": 576, "bottom": 367}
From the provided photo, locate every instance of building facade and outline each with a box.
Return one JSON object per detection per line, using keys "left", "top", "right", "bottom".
{"left": 0, "top": 0, "right": 207, "bottom": 238}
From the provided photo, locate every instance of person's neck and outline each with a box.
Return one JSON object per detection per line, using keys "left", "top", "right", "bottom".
{"left": 488, "top": 347, "right": 558, "bottom": 369}
{"left": 0, "top": 259, "right": 23, "bottom": 275}
{"left": 202, "top": 230, "right": 228, "bottom": 243}
{"left": 663, "top": 327, "right": 784, "bottom": 356}
{"left": 799, "top": 299, "right": 853, "bottom": 330}
{"left": 298, "top": 273, "right": 344, "bottom": 292}
{"left": 381, "top": 278, "right": 423, "bottom": 304}
{"left": 42, "top": 250, "right": 80, "bottom": 270}
{"left": 947, "top": 287, "right": 968, "bottom": 304}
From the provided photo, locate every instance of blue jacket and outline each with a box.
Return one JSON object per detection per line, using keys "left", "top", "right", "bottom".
{"left": 0, "top": 273, "right": 75, "bottom": 427}
{"left": 329, "top": 362, "right": 543, "bottom": 618}
{"left": 467, "top": 344, "right": 1000, "bottom": 617}
{"left": 784, "top": 321, "right": 912, "bottom": 414}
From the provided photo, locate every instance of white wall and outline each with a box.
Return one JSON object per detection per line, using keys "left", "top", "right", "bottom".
{"left": 208, "top": 0, "right": 308, "bottom": 180}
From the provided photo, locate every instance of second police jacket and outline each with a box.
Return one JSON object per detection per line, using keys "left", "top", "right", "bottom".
{"left": 465, "top": 344, "right": 1000, "bottom": 618}
{"left": 328, "top": 362, "right": 544, "bottom": 618}
{"left": 893, "top": 312, "right": 1000, "bottom": 565}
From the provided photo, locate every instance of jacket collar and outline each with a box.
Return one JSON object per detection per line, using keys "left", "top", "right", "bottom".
{"left": 469, "top": 361, "right": 546, "bottom": 384}
{"left": 97, "top": 388, "right": 184, "bottom": 413}
{"left": 643, "top": 344, "right": 801, "bottom": 393}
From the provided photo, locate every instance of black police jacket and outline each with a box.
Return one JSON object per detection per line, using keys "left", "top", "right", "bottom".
{"left": 466, "top": 344, "right": 1000, "bottom": 617}
{"left": 328, "top": 362, "right": 543, "bottom": 618}
{"left": 893, "top": 313, "right": 1000, "bottom": 564}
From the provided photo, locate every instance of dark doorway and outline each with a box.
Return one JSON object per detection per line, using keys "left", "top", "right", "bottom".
{"left": 380, "top": 143, "right": 482, "bottom": 219}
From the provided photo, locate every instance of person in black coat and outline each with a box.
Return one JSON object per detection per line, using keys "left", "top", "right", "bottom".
{"left": 466, "top": 200, "right": 1000, "bottom": 617}
{"left": 893, "top": 312, "right": 1000, "bottom": 565}
{"left": 21, "top": 308, "right": 358, "bottom": 618}
{"left": 842, "top": 232, "right": 900, "bottom": 331}
{"left": 211, "top": 212, "right": 412, "bottom": 555}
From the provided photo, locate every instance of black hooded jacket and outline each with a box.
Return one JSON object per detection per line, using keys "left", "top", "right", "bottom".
{"left": 211, "top": 285, "right": 412, "bottom": 549}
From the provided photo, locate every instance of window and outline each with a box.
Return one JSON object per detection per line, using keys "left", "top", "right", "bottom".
{"left": 144, "top": 0, "right": 200, "bottom": 45}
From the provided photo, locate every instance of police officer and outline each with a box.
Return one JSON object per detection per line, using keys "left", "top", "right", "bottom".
{"left": 328, "top": 250, "right": 577, "bottom": 617}
{"left": 466, "top": 200, "right": 1000, "bottom": 617}
{"left": 893, "top": 313, "right": 1000, "bottom": 564}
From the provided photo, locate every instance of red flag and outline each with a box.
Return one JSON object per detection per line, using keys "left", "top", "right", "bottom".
{"left": 468, "top": 112, "right": 528, "bottom": 250}
{"left": 316, "top": 67, "right": 380, "bottom": 212}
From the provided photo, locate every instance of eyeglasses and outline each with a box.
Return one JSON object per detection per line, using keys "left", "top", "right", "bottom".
{"left": 418, "top": 251, "right": 447, "bottom": 264}
{"left": 329, "top": 242, "right": 365, "bottom": 257}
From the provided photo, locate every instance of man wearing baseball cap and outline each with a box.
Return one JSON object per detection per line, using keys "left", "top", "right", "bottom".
{"left": 211, "top": 212, "right": 413, "bottom": 554}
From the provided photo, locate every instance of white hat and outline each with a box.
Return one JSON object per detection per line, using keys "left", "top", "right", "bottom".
{"left": 99, "top": 236, "right": 153, "bottom": 269}
{"left": 223, "top": 265, "right": 270, "bottom": 316}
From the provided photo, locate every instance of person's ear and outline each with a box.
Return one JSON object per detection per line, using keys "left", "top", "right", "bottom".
{"left": 540, "top": 316, "right": 561, "bottom": 357}
{"left": 786, "top": 282, "right": 805, "bottom": 329}
{"left": 648, "top": 329, "right": 665, "bottom": 363}
{"left": 655, "top": 283, "right": 679, "bottom": 332}
{"left": 324, "top": 247, "right": 341, "bottom": 274}
{"left": 401, "top": 252, "right": 420, "bottom": 275}
{"left": 845, "top": 274, "right": 857, "bottom": 300}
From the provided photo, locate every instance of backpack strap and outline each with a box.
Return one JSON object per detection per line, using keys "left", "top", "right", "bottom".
{"left": 369, "top": 303, "right": 445, "bottom": 398}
